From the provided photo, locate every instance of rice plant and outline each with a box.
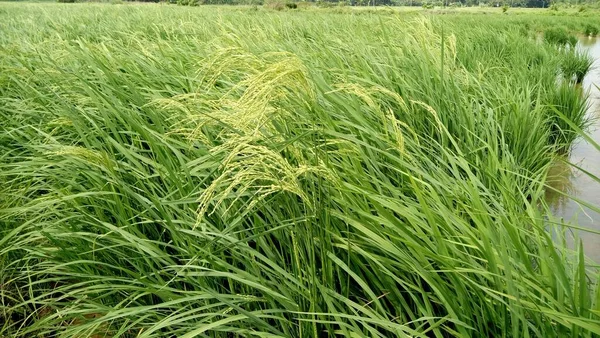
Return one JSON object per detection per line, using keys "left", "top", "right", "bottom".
{"left": 543, "top": 82, "right": 590, "bottom": 152}
{"left": 561, "top": 50, "right": 594, "bottom": 84}
{"left": 544, "top": 26, "right": 578, "bottom": 47}
{"left": 0, "top": 3, "right": 599, "bottom": 337}
{"left": 584, "top": 24, "right": 599, "bottom": 37}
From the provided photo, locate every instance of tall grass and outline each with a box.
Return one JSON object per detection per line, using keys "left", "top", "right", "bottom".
{"left": 0, "top": 3, "right": 599, "bottom": 337}
{"left": 544, "top": 26, "right": 578, "bottom": 47}
{"left": 561, "top": 50, "right": 594, "bottom": 84}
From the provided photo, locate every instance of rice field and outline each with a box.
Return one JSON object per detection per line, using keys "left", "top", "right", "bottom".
{"left": 1, "top": 3, "right": 600, "bottom": 337}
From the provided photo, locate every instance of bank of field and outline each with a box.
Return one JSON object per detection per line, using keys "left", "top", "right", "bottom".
{"left": 1, "top": 3, "right": 600, "bottom": 337}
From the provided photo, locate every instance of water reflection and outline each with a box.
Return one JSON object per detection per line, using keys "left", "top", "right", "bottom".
{"left": 580, "top": 35, "right": 600, "bottom": 48}
{"left": 545, "top": 158, "right": 576, "bottom": 213}
{"left": 546, "top": 36, "right": 600, "bottom": 263}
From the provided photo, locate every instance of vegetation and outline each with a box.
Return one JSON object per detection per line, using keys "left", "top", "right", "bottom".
{"left": 1, "top": 3, "right": 599, "bottom": 337}
{"left": 42, "top": 0, "right": 600, "bottom": 9}
{"left": 544, "top": 26, "right": 578, "bottom": 47}
{"left": 561, "top": 50, "right": 594, "bottom": 84}
{"left": 264, "top": 0, "right": 286, "bottom": 9}
{"left": 584, "top": 23, "right": 599, "bottom": 36}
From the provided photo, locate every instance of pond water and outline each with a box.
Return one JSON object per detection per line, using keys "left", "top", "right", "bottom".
{"left": 546, "top": 36, "right": 600, "bottom": 263}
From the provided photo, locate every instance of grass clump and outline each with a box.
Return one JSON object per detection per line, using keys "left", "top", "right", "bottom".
{"left": 561, "top": 50, "right": 593, "bottom": 84}
{"left": 265, "top": 0, "right": 286, "bottom": 10}
{"left": 0, "top": 3, "right": 599, "bottom": 337}
{"left": 584, "top": 24, "right": 599, "bottom": 36}
{"left": 543, "top": 82, "right": 590, "bottom": 151}
{"left": 177, "top": 0, "right": 199, "bottom": 6}
{"left": 544, "top": 26, "right": 578, "bottom": 47}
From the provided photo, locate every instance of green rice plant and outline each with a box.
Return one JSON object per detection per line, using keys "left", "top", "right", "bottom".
{"left": 584, "top": 24, "right": 599, "bottom": 36}
{"left": 543, "top": 83, "right": 590, "bottom": 152}
{"left": 0, "top": 4, "right": 599, "bottom": 338}
{"left": 296, "top": 1, "right": 313, "bottom": 8}
{"left": 561, "top": 50, "right": 593, "bottom": 84}
{"left": 265, "top": 0, "right": 286, "bottom": 9}
{"left": 544, "top": 27, "right": 578, "bottom": 47}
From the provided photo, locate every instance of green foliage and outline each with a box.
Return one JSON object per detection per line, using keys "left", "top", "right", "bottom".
{"left": 543, "top": 82, "right": 590, "bottom": 150}
{"left": 265, "top": 0, "right": 285, "bottom": 9}
{"left": 544, "top": 27, "right": 578, "bottom": 47}
{"left": 584, "top": 24, "right": 599, "bottom": 36}
{"left": 177, "top": 0, "right": 199, "bottom": 6}
{"left": 560, "top": 50, "right": 593, "bottom": 84}
{"left": 0, "top": 4, "right": 599, "bottom": 337}
{"left": 502, "top": 4, "right": 509, "bottom": 12}
{"left": 316, "top": 0, "right": 336, "bottom": 7}
{"left": 285, "top": 1, "right": 298, "bottom": 8}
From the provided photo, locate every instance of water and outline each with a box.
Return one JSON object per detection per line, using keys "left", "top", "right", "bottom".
{"left": 546, "top": 36, "right": 600, "bottom": 262}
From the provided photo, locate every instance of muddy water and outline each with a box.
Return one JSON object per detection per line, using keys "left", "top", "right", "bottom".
{"left": 546, "top": 36, "right": 600, "bottom": 263}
